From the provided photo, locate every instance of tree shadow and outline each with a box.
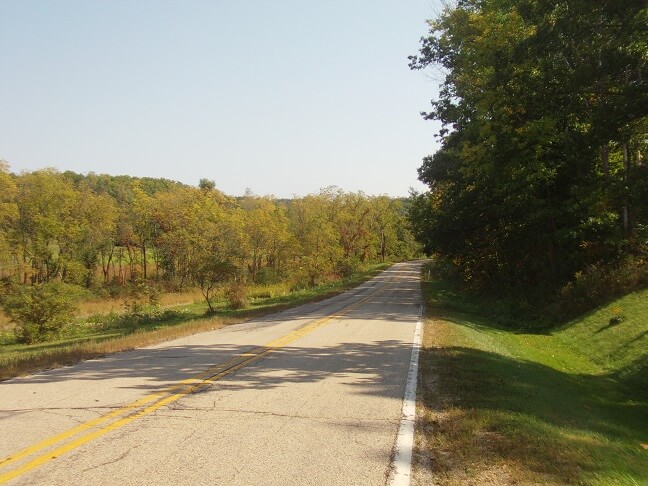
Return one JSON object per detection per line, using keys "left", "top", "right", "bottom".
{"left": 3, "top": 337, "right": 416, "bottom": 400}
{"left": 614, "top": 353, "right": 648, "bottom": 400}
{"left": 416, "top": 345, "right": 648, "bottom": 483}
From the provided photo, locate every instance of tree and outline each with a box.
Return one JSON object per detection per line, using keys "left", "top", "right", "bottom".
{"left": 370, "top": 196, "right": 419, "bottom": 263}
{"left": 192, "top": 258, "right": 237, "bottom": 313}
{"left": 198, "top": 178, "right": 216, "bottom": 192}
{"left": 13, "top": 169, "right": 78, "bottom": 284}
{"left": 130, "top": 185, "right": 156, "bottom": 279}
{"left": 288, "top": 192, "right": 342, "bottom": 287}
{"left": 408, "top": 0, "right": 648, "bottom": 292}
{"left": 190, "top": 204, "right": 248, "bottom": 312}
{"left": 329, "top": 189, "right": 374, "bottom": 267}
{"left": 241, "top": 195, "right": 292, "bottom": 283}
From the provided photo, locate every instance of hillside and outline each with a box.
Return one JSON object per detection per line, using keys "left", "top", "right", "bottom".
{"left": 415, "top": 275, "right": 648, "bottom": 485}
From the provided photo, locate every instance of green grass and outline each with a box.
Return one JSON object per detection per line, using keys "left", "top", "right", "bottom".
{"left": 416, "top": 262, "right": 648, "bottom": 485}
{"left": 0, "top": 263, "right": 391, "bottom": 381}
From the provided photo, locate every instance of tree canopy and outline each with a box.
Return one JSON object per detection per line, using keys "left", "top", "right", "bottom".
{"left": 0, "top": 170, "right": 420, "bottom": 304}
{"left": 408, "top": 0, "right": 647, "bottom": 295}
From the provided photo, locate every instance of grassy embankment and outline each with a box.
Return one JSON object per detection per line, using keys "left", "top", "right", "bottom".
{"left": 415, "top": 262, "right": 648, "bottom": 485}
{"left": 0, "top": 263, "right": 391, "bottom": 381}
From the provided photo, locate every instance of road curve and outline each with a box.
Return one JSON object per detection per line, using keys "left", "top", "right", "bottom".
{"left": 0, "top": 261, "right": 423, "bottom": 485}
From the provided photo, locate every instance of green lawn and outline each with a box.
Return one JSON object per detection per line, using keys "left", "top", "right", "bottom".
{"left": 416, "top": 264, "right": 648, "bottom": 485}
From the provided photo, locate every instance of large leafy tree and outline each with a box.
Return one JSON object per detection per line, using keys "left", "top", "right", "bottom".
{"left": 12, "top": 170, "right": 80, "bottom": 284}
{"left": 409, "top": 0, "right": 647, "bottom": 291}
{"left": 190, "top": 204, "right": 248, "bottom": 311}
{"left": 153, "top": 186, "right": 217, "bottom": 285}
{"left": 288, "top": 193, "right": 342, "bottom": 287}
{"left": 240, "top": 195, "right": 292, "bottom": 283}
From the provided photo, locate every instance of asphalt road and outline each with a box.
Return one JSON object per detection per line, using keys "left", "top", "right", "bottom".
{"left": 0, "top": 261, "right": 423, "bottom": 485}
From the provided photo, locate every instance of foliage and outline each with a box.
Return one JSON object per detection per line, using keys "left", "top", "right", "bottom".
{"left": 408, "top": 0, "right": 648, "bottom": 300}
{"left": 225, "top": 281, "right": 248, "bottom": 310}
{"left": 1, "top": 282, "right": 80, "bottom": 343}
{"left": 0, "top": 164, "right": 420, "bottom": 341}
{"left": 552, "top": 257, "right": 648, "bottom": 320}
{"left": 192, "top": 258, "right": 238, "bottom": 313}
{"left": 121, "top": 280, "right": 161, "bottom": 318}
{"left": 0, "top": 162, "right": 18, "bottom": 273}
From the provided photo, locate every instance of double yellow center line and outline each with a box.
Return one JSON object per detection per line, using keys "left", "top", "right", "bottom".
{"left": 0, "top": 275, "right": 397, "bottom": 483}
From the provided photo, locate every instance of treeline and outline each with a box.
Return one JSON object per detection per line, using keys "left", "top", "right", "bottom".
{"left": 0, "top": 164, "right": 419, "bottom": 296}
{"left": 408, "top": 0, "right": 647, "bottom": 309}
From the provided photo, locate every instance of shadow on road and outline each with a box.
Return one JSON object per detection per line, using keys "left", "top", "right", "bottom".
{"left": 3, "top": 338, "right": 414, "bottom": 404}
{"left": 2, "top": 263, "right": 423, "bottom": 397}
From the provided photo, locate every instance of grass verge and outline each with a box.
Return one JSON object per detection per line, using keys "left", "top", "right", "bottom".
{"left": 0, "top": 263, "right": 391, "bottom": 381}
{"left": 414, "top": 262, "right": 648, "bottom": 485}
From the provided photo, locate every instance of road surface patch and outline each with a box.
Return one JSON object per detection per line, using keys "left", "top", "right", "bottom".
{"left": 0, "top": 276, "right": 398, "bottom": 484}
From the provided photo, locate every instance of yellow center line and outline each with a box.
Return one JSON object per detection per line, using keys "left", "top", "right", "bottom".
{"left": 0, "top": 351, "right": 264, "bottom": 471}
{"left": 0, "top": 275, "right": 397, "bottom": 484}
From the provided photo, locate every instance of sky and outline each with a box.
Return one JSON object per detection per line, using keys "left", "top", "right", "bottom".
{"left": 0, "top": 0, "right": 443, "bottom": 198}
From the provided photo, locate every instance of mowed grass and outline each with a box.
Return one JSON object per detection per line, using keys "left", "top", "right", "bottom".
{"left": 415, "top": 263, "right": 648, "bottom": 485}
{"left": 0, "top": 263, "right": 391, "bottom": 381}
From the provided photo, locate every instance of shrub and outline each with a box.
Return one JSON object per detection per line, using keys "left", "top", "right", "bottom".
{"left": 552, "top": 257, "right": 648, "bottom": 320}
{"left": 1, "top": 282, "right": 80, "bottom": 344}
{"left": 248, "top": 284, "right": 277, "bottom": 300}
{"left": 61, "top": 260, "right": 90, "bottom": 287}
{"left": 122, "top": 280, "right": 161, "bottom": 318}
{"left": 335, "top": 257, "right": 363, "bottom": 278}
{"left": 225, "top": 282, "right": 248, "bottom": 309}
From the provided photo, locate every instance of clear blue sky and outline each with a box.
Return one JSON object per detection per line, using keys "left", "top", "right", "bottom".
{"left": 1, "top": 0, "right": 442, "bottom": 198}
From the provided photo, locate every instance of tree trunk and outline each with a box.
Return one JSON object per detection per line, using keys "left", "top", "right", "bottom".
{"left": 101, "top": 245, "right": 114, "bottom": 284}
{"left": 142, "top": 244, "right": 147, "bottom": 279}
{"left": 600, "top": 143, "right": 609, "bottom": 181}
{"left": 546, "top": 188, "right": 559, "bottom": 283}
{"left": 623, "top": 143, "right": 630, "bottom": 233}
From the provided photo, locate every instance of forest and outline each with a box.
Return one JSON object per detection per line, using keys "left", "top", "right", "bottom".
{"left": 0, "top": 164, "right": 419, "bottom": 342}
{"left": 408, "top": 0, "right": 647, "bottom": 317}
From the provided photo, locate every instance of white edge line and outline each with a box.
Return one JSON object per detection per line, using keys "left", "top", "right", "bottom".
{"left": 388, "top": 304, "right": 424, "bottom": 486}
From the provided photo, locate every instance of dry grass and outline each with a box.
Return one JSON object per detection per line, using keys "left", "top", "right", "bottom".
{"left": 0, "top": 311, "right": 12, "bottom": 331}
{"left": 0, "top": 289, "right": 205, "bottom": 331}
{"left": 75, "top": 289, "right": 204, "bottom": 317}
{"left": 414, "top": 319, "right": 573, "bottom": 485}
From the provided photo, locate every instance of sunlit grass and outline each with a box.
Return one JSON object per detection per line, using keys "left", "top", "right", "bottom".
{"left": 415, "top": 263, "right": 648, "bottom": 485}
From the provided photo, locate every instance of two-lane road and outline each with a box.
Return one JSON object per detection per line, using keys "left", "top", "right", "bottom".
{"left": 0, "top": 262, "right": 423, "bottom": 485}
